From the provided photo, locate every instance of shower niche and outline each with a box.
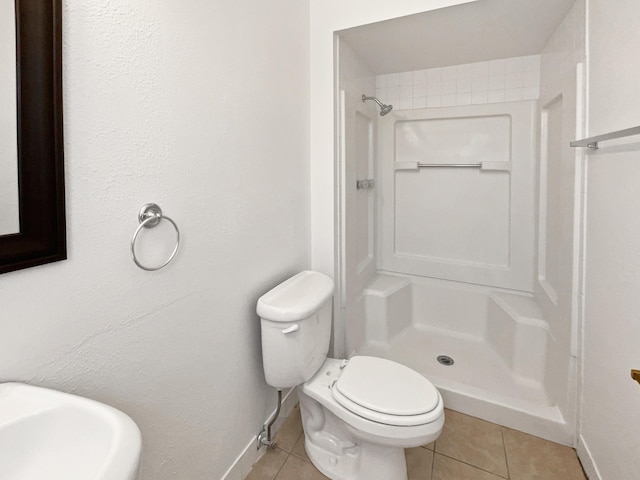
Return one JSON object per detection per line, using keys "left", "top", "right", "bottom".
{"left": 336, "top": 0, "right": 585, "bottom": 445}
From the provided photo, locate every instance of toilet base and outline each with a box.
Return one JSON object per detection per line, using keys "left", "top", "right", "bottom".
{"left": 305, "top": 434, "right": 408, "bottom": 480}
{"left": 298, "top": 386, "right": 442, "bottom": 480}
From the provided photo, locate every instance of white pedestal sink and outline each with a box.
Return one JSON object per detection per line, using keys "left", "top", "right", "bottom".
{"left": 0, "top": 382, "right": 142, "bottom": 480}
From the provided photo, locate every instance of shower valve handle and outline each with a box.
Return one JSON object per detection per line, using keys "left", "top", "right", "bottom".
{"left": 356, "top": 179, "right": 375, "bottom": 190}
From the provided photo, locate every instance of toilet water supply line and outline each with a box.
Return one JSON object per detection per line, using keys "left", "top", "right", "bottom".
{"left": 257, "top": 389, "right": 283, "bottom": 449}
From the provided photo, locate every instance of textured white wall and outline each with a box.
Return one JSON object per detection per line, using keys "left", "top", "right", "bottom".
{"left": 0, "top": 1, "right": 309, "bottom": 479}
{"left": 580, "top": 0, "right": 640, "bottom": 478}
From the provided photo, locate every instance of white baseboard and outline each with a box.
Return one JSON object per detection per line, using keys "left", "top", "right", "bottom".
{"left": 577, "top": 434, "right": 602, "bottom": 480}
{"left": 221, "top": 388, "right": 298, "bottom": 480}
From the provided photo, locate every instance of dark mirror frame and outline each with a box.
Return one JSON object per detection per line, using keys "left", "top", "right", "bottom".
{"left": 0, "top": 0, "right": 65, "bottom": 274}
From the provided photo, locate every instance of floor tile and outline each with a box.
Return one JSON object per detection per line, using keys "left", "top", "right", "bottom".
{"left": 502, "top": 427, "right": 586, "bottom": 480}
{"left": 435, "top": 409, "right": 508, "bottom": 478}
{"left": 247, "top": 406, "right": 587, "bottom": 480}
{"left": 245, "top": 448, "right": 288, "bottom": 480}
{"left": 274, "top": 406, "right": 303, "bottom": 452}
{"left": 406, "top": 447, "right": 434, "bottom": 480}
{"left": 433, "top": 454, "right": 506, "bottom": 480}
{"left": 274, "top": 455, "right": 330, "bottom": 480}
{"left": 291, "top": 433, "right": 310, "bottom": 462}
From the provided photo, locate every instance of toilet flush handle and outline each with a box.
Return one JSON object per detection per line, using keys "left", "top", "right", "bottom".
{"left": 282, "top": 324, "right": 299, "bottom": 334}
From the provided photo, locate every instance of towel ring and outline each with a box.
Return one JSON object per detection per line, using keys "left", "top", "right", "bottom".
{"left": 131, "top": 203, "right": 180, "bottom": 271}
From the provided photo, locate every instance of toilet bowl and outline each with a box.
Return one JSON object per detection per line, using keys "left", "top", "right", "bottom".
{"left": 257, "top": 271, "right": 444, "bottom": 480}
{"left": 298, "top": 357, "right": 444, "bottom": 480}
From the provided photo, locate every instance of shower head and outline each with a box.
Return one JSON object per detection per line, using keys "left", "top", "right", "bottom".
{"left": 362, "top": 94, "right": 393, "bottom": 116}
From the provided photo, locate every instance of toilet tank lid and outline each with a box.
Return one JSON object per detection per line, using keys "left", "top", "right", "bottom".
{"left": 257, "top": 271, "right": 335, "bottom": 322}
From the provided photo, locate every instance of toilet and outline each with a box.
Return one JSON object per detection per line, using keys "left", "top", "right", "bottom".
{"left": 257, "top": 271, "right": 444, "bottom": 480}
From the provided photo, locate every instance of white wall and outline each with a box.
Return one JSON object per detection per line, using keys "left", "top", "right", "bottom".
{"left": 0, "top": 0, "right": 18, "bottom": 235}
{"left": 579, "top": 0, "right": 640, "bottom": 478}
{"left": 0, "top": 1, "right": 309, "bottom": 479}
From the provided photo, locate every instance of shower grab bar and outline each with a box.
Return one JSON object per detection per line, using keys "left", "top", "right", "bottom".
{"left": 417, "top": 163, "right": 481, "bottom": 168}
{"left": 394, "top": 161, "right": 511, "bottom": 172}
{"left": 571, "top": 125, "right": 640, "bottom": 150}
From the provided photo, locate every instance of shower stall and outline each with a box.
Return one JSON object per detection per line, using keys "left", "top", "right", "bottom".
{"left": 335, "top": 0, "right": 586, "bottom": 445}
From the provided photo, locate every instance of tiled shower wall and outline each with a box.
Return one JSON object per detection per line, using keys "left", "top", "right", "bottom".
{"left": 375, "top": 55, "right": 540, "bottom": 110}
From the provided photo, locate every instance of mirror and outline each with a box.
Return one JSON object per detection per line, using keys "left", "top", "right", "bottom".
{"left": 0, "top": 0, "right": 66, "bottom": 274}
{"left": 0, "top": 0, "right": 19, "bottom": 235}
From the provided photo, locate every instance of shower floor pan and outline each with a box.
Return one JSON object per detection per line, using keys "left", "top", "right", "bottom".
{"left": 358, "top": 324, "right": 571, "bottom": 445}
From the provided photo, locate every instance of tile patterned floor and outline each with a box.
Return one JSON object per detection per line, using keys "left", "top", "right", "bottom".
{"left": 244, "top": 406, "right": 587, "bottom": 480}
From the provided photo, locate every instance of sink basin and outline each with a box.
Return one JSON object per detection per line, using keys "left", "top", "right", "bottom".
{"left": 0, "top": 382, "right": 142, "bottom": 480}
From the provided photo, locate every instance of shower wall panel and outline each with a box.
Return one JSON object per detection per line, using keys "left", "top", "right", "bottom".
{"left": 538, "top": 95, "right": 565, "bottom": 305}
{"left": 378, "top": 102, "right": 537, "bottom": 292}
{"left": 355, "top": 111, "right": 374, "bottom": 274}
{"left": 394, "top": 116, "right": 511, "bottom": 267}
{"left": 339, "top": 41, "right": 377, "bottom": 303}
{"left": 535, "top": 0, "right": 586, "bottom": 431}
{"left": 337, "top": 39, "right": 377, "bottom": 356}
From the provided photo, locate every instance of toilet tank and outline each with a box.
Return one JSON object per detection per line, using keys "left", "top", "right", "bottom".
{"left": 257, "top": 271, "right": 334, "bottom": 389}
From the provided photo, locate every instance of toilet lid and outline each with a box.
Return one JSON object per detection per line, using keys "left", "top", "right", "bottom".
{"left": 332, "top": 356, "right": 440, "bottom": 424}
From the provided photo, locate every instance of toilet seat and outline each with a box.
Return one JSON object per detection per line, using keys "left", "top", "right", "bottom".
{"left": 331, "top": 356, "right": 441, "bottom": 427}
{"left": 302, "top": 357, "right": 444, "bottom": 445}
